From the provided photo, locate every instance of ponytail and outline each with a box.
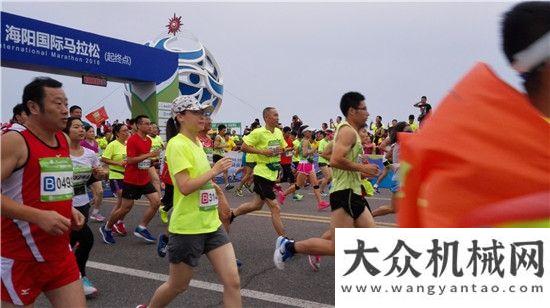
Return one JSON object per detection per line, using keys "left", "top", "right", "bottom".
{"left": 166, "top": 117, "right": 180, "bottom": 142}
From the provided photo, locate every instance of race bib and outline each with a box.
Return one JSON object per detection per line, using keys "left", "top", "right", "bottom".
{"left": 73, "top": 165, "right": 92, "bottom": 196}
{"left": 199, "top": 185, "right": 218, "bottom": 211}
{"left": 39, "top": 157, "right": 74, "bottom": 202}
{"left": 138, "top": 159, "right": 151, "bottom": 169}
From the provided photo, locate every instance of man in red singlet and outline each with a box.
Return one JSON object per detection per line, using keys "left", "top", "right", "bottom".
{"left": 1, "top": 77, "right": 86, "bottom": 307}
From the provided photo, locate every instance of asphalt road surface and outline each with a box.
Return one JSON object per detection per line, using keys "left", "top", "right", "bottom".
{"left": 37, "top": 187, "right": 396, "bottom": 307}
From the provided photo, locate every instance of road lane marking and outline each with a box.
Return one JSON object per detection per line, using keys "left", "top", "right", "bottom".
{"left": 87, "top": 261, "right": 334, "bottom": 308}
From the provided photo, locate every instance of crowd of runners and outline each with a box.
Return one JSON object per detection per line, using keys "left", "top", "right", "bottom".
{"left": 1, "top": 2, "right": 548, "bottom": 307}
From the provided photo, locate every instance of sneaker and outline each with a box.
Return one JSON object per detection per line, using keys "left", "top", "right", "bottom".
{"left": 292, "top": 193, "right": 304, "bottom": 201}
{"left": 134, "top": 226, "right": 156, "bottom": 243}
{"left": 235, "top": 188, "right": 243, "bottom": 197}
{"left": 276, "top": 190, "right": 286, "bottom": 205}
{"left": 317, "top": 200, "right": 330, "bottom": 211}
{"left": 273, "top": 236, "right": 294, "bottom": 270}
{"left": 112, "top": 221, "right": 127, "bottom": 236}
{"left": 82, "top": 277, "right": 98, "bottom": 297}
{"left": 225, "top": 184, "right": 235, "bottom": 191}
{"left": 308, "top": 255, "right": 321, "bottom": 272}
{"left": 99, "top": 225, "right": 115, "bottom": 244}
{"left": 159, "top": 207, "right": 169, "bottom": 224}
{"left": 157, "top": 234, "right": 169, "bottom": 258}
{"left": 89, "top": 212, "right": 106, "bottom": 222}
{"left": 373, "top": 183, "right": 380, "bottom": 194}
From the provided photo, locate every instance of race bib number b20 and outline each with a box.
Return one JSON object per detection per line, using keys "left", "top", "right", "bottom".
{"left": 39, "top": 157, "right": 74, "bottom": 202}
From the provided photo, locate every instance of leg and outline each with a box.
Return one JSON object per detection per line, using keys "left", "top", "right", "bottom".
{"left": 44, "top": 280, "right": 86, "bottom": 308}
{"left": 207, "top": 244, "right": 242, "bottom": 308}
{"left": 371, "top": 192, "right": 398, "bottom": 217}
{"left": 294, "top": 208, "right": 352, "bottom": 256}
{"left": 148, "top": 167, "right": 162, "bottom": 194}
{"left": 147, "top": 262, "right": 194, "bottom": 308}
{"left": 264, "top": 198, "right": 285, "bottom": 236}
{"left": 284, "top": 172, "right": 305, "bottom": 196}
{"left": 141, "top": 191, "right": 162, "bottom": 227}
{"left": 90, "top": 181, "right": 104, "bottom": 212}
{"left": 233, "top": 195, "right": 264, "bottom": 217}
{"left": 308, "top": 172, "right": 323, "bottom": 203}
{"left": 106, "top": 197, "right": 134, "bottom": 229}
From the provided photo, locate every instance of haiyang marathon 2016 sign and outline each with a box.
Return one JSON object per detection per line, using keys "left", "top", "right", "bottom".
{"left": 1, "top": 11, "right": 177, "bottom": 83}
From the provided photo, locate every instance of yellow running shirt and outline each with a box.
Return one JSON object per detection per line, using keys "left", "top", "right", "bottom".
{"left": 243, "top": 127, "right": 287, "bottom": 181}
{"left": 101, "top": 140, "right": 126, "bottom": 180}
{"left": 166, "top": 133, "right": 221, "bottom": 234}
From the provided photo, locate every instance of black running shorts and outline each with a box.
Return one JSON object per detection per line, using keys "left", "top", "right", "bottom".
{"left": 330, "top": 189, "right": 371, "bottom": 219}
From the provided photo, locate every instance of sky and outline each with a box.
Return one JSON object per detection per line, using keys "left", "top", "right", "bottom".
{"left": 1, "top": 0, "right": 524, "bottom": 129}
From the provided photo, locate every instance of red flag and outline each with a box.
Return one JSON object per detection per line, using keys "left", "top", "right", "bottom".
{"left": 85, "top": 106, "right": 109, "bottom": 126}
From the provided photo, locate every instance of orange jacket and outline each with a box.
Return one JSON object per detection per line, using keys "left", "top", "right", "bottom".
{"left": 397, "top": 63, "right": 550, "bottom": 227}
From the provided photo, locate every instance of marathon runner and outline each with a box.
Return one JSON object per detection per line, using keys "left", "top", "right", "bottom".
{"left": 100, "top": 115, "right": 162, "bottom": 244}
{"left": 100, "top": 123, "right": 129, "bottom": 236}
{"left": 1, "top": 77, "right": 86, "bottom": 307}
{"left": 65, "top": 117, "right": 108, "bottom": 298}
{"left": 137, "top": 95, "right": 240, "bottom": 308}
{"left": 230, "top": 107, "right": 287, "bottom": 236}
{"left": 273, "top": 92, "right": 379, "bottom": 269}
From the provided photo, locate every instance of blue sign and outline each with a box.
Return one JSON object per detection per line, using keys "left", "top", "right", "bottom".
{"left": 1, "top": 12, "right": 177, "bottom": 83}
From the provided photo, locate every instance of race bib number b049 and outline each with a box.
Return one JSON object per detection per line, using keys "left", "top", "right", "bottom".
{"left": 39, "top": 157, "right": 74, "bottom": 202}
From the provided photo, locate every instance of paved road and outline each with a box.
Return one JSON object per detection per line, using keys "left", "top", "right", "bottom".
{"left": 37, "top": 188, "right": 395, "bottom": 307}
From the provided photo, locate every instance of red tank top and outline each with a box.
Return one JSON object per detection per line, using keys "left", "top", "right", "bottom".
{"left": 1, "top": 129, "right": 73, "bottom": 262}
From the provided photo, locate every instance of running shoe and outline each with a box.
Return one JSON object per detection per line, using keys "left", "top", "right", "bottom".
{"left": 373, "top": 183, "right": 380, "bottom": 194}
{"left": 276, "top": 190, "right": 286, "bottom": 205}
{"left": 82, "top": 276, "right": 98, "bottom": 298}
{"left": 113, "top": 221, "right": 127, "bottom": 236}
{"left": 159, "top": 207, "right": 169, "bottom": 224}
{"left": 89, "top": 212, "right": 106, "bottom": 222}
{"left": 235, "top": 187, "right": 243, "bottom": 197}
{"left": 99, "top": 225, "right": 115, "bottom": 244}
{"left": 225, "top": 184, "right": 235, "bottom": 191}
{"left": 273, "top": 236, "right": 294, "bottom": 270}
{"left": 157, "top": 233, "right": 169, "bottom": 258}
{"left": 307, "top": 255, "right": 321, "bottom": 272}
{"left": 317, "top": 200, "right": 330, "bottom": 211}
{"left": 292, "top": 193, "right": 304, "bottom": 201}
{"left": 134, "top": 226, "right": 156, "bottom": 243}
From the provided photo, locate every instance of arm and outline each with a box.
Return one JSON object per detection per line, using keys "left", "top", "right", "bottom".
{"left": 126, "top": 151, "right": 157, "bottom": 165}
{"left": 241, "top": 142, "right": 272, "bottom": 156}
{"left": 173, "top": 158, "right": 232, "bottom": 196}
{"left": 1, "top": 132, "right": 71, "bottom": 235}
{"left": 101, "top": 157, "right": 126, "bottom": 167}
{"left": 330, "top": 126, "right": 378, "bottom": 176}
{"left": 320, "top": 142, "right": 333, "bottom": 160}
{"left": 213, "top": 135, "right": 224, "bottom": 150}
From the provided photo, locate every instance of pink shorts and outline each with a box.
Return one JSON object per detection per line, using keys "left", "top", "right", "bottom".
{"left": 297, "top": 162, "right": 314, "bottom": 175}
